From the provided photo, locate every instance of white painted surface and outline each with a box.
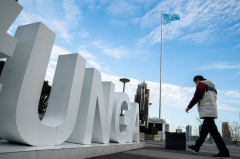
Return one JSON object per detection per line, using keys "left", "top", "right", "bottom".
{"left": 125, "top": 103, "right": 140, "bottom": 143}
{"left": 0, "top": 0, "right": 22, "bottom": 58}
{"left": 110, "top": 92, "right": 131, "bottom": 143}
{"left": 0, "top": 140, "right": 146, "bottom": 159}
{"left": 67, "top": 68, "right": 115, "bottom": 145}
{"left": 0, "top": 22, "right": 87, "bottom": 146}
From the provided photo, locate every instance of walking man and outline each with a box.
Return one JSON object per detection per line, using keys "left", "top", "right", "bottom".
{"left": 186, "top": 75, "right": 231, "bottom": 158}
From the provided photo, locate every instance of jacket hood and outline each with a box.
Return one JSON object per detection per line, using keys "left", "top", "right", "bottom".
{"left": 199, "top": 80, "right": 215, "bottom": 88}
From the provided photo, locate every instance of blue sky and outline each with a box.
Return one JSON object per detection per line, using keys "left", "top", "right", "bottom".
{"left": 8, "top": 0, "right": 240, "bottom": 132}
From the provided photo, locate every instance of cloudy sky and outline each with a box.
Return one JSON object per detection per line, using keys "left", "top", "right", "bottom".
{"left": 8, "top": 0, "right": 240, "bottom": 132}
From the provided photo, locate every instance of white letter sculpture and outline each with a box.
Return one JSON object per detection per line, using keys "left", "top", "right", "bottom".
{"left": 0, "top": 0, "right": 22, "bottom": 58}
{"left": 110, "top": 93, "right": 131, "bottom": 144}
{"left": 0, "top": 0, "right": 140, "bottom": 147}
{"left": 0, "top": 22, "right": 86, "bottom": 146}
{"left": 0, "top": 0, "right": 23, "bottom": 91}
{"left": 125, "top": 103, "right": 140, "bottom": 143}
{"left": 67, "top": 68, "right": 115, "bottom": 144}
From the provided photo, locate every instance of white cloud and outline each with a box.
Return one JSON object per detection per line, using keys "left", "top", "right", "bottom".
{"left": 7, "top": 30, "right": 12, "bottom": 35}
{"left": 101, "top": 73, "right": 239, "bottom": 112}
{"left": 88, "top": 61, "right": 101, "bottom": 69}
{"left": 78, "top": 46, "right": 102, "bottom": 70}
{"left": 45, "top": 45, "right": 72, "bottom": 84}
{"left": 79, "top": 31, "right": 89, "bottom": 38}
{"left": 218, "top": 105, "right": 239, "bottom": 111}
{"left": 180, "top": 24, "right": 217, "bottom": 44}
{"left": 101, "top": 73, "right": 196, "bottom": 107}
{"left": 81, "top": 0, "right": 108, "bottom": 10}
{"left": 102, "top": 46, "right": 129, "bottom": 59}
{"left": 233, "top": 44, "right": 240, "bottom": 49}
{"left": 223, "top": 90, "right": 240, "bottom": 98}
{"left": 106, "top": 0, "right": 160, "bottom": 17}
{"left": 110, "top": 19, "right": 128, "bottom": 26}
{"left": 138, "top": 0, "right": 240, "bottom": 45}
{"left": 196, "top": 62, "right": 240, "bottom": 70}
{"left": 79, "top": 50, "right": 96, "bottom": 61}
{"left": 91, "top": 40, "right": 130, "bottom": 59}
{"left": 217, "top": 90, "right": 240, "bottom": 111}
{"left": 62, "top": 0, "right": 82, "bottom": 24}
{"left": 107, "top": 0, "right": 140, "bottom": 17}
{"left": 12, "top": 0, "right": 82, "bottom": 43}
{"left": 130, "top": 17, "right": 142, "bottom": 25}
{"left": 50, "top": 45, "right": 71, "bottom": 60}
{"left": 45, "top": 67, "right": 55, "bottom": 84}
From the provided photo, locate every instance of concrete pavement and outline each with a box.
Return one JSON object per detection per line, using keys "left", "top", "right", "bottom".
{"left": 91, "top": 140, "right": 240, "bottom": 159}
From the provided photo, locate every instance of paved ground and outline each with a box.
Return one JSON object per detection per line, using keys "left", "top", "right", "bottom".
{"left": 91, "top": 140, "right": 240, "bottom": 159}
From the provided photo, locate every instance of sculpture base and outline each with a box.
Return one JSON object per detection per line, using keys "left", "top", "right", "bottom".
{"left": 145, "top": 134, "right": 161, "bottom": 140}
{"left": 0, "top": 140, "right": 145, "bottom": 159}
{"left": 140, "top": 133, "right": 145, "bottom": 141}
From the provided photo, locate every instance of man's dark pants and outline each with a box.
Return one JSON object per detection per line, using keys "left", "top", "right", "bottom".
{"left": 195, "top": 117, "right": 230, "bottom": 155}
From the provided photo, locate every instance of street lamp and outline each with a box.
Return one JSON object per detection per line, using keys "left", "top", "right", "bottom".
{"left": 119, "top": 78, "right": 130, "bottom": 116}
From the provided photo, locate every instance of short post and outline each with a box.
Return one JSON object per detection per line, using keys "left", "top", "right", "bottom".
{"left": 119, "top": 78, "right": 130, "bottom": 116}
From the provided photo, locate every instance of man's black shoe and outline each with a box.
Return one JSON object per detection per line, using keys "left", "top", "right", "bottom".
{"left": 187, "top": 145, "right": 199, "bottom": 154}
{"left": 213, "top": 152, "right": 231, "bottom": 158}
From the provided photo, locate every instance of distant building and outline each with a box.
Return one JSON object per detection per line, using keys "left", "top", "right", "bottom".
{"left": 176, "top": 129, "right": 182, "bottom": 133}
{"left": 148, "top": 117, "right": 166, "bottom": 140}
{"left": 222, "top": 122, "right": 231, "bottom": 139}
{"left": 165, "top": 124, "right": 169, "bottom": 132}
{"left": 186, "top": 125, "right": 192, "bottom": 139}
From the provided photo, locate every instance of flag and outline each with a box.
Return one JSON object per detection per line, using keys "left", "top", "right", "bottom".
{"left": 163, "top": 13, "right": 180, "bottom": 25}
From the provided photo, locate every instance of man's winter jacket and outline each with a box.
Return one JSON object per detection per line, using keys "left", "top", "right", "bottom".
{"left": 188, "top": 80, "right": 218, "bottom": 119}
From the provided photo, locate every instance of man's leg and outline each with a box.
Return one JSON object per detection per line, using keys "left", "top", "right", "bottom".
{"left": 195, "top": 119, "right": 209, "bottom": 149}
{"left": 204, "top": 117, "right": 230, "bottom": 155}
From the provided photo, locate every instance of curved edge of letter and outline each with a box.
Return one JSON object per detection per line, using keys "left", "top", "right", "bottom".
{"left": 125, "top": 103, "right": 140, "bottom": 143}
{"left": 110, "top": 92, "right": 131, "bottom": 144}
{"left": 0, "top": 22, "right": 86, "bottom": 146}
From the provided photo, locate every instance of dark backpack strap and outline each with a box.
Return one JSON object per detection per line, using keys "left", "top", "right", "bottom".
{"left": 205, "top": 85, "right": 217, "bottom": 94}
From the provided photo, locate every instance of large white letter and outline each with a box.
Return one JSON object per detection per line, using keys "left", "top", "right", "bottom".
{"left": 0, "top": 0, "right": 22, "bottom": 58}
{"left": 0, "top": 0, "right": 22, "bottom": 92}
{"left": 67, "top": 68, "right": 115, "bottom": 144}
{"left": 0, "top": 22, "right": 86, "bottom": 146}
{"left": 110, "top": 93, "right": 131, "bottom": 144}
{"left": 125, "top": 103, "right": 140, "bottom": 143}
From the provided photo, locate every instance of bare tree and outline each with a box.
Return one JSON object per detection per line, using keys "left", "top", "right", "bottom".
{"left": 196, "top": 116, "right": 203, "bottom": 125}
{"left": 193, "top": 126, "right": 199, "bottom": 136}
{"left": 221, "top": 120, "right": 240, "bottom": 145}
{"left": 230, "top": 121, "right": 240, "bottom": 142}
{"left": 194, "top": 116, "right": 203, "bottom": 136}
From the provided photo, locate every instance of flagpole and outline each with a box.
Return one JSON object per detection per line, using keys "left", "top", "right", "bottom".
{"left": 159, "top": 12, "right": 163, "bottom": 119}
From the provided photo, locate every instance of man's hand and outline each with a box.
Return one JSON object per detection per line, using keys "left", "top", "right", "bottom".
{"left": 186, "top": 107, "right": 190, "bottom": 113}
